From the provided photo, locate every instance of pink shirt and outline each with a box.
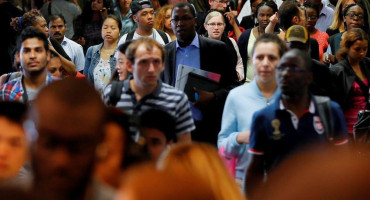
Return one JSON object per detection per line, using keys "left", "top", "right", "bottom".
{"left": 344, "top": 79, "right": 368, "bottom": 134}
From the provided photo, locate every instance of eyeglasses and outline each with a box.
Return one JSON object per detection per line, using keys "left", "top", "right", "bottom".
{"left": 276, "top": 65, "right": 306, "bottom": 73}
{"left": 307, "top": 16, "right": 318, "bottom": 20}
{"left": 346, "top": 12, "right": 364, "bottom": 19}
{"left": 170, "top": 16, "right": 194, "bottom": 24}
{"left": 207, "top": 23, "right": 225, "bottom": 27}
{"left": 212, "top": 0, "right": 229, "bottom": 5}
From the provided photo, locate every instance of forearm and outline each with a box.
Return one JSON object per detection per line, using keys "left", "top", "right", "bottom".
{"left": 232, "top": 23, "right": 242, "bottom": 40}
{"left": 58, "top": 53, "right": 77, "bottom": 76}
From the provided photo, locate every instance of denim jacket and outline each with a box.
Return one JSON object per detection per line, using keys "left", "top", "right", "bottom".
{"left": 84, "top": 43, "right": 117, "bottom": 84}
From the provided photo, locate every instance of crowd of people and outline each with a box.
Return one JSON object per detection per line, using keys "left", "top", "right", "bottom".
{"left": 0, "top": 0, "right": 370, "bottom": 199}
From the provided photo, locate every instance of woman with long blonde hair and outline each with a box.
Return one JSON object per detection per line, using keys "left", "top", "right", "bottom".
{"left": 158, "top": 143, "right": 245, "bottom": 200}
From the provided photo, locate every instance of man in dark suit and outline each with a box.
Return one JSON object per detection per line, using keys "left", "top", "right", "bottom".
{"left": 163, "top": 2, "right": 239, "bottom": 145}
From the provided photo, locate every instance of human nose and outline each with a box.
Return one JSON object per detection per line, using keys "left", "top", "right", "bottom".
{"left": 52, "top": 147, "right": 72, "bottom": 169}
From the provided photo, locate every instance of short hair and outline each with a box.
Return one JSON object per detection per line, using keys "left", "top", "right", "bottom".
{"left": 0, "top": 101, "right": 27, "bottom": 125}
{"left": 103, "top": 14, "right": 122, "bottom": 31}
{"left": 286, "top": 49, "right": 312, "bottom": 72}
{"left": 139, "top": 109, "right": 176, "bottom": 142}
{"left": 303, "top": 1, "right": 319, "bottom": 16}
{"left": 48, "top": 14, "right": 66, "bottom": 25}
{"left": 118, "top": 41, "right": 133, "bottom": 54}
{"left": 336, "top": 28, "right": 368, "bottom": 61}
{"left": 126, "top": 37, "right": 166, "bottom": 64}
{"left": 252, "top": 33, "right": 287, "bottom": 57}
{"left": 278, "top": 0, "right": 300, "bottom": 30}
{"left": 204, "top": 11, "right": 224, "bottom": 24}
{"left": 16, "top": 27, "right": 49, "bottom": 52}
{"left": 172, "top": 2, "right": 196, "bottom": 18}
{"left": 256, "top": 0, "right": 278, "bottom": 17}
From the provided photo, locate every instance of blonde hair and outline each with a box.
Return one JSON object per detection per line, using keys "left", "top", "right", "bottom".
{"left": 329, "top": 0, "right": 357, "bottom": 31}
{"left": 154, "top": 5, "right": 173, "bottom": 31}
{"left": 158, "top": 143, "right": 245, "bottom": 200}
{"left": 204, "top": 11, "right": 225, "bottom": 25}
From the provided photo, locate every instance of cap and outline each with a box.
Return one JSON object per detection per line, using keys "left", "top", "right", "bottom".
{"left": 285, "top": 25, "right": 309, "bottom": 44}
{"left": 131, "top": 0, "right": 153, "bottom": 15}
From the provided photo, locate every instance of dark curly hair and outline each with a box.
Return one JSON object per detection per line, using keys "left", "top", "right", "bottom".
{"left": 10, "top": 9, "right": 43, "bottom": 32}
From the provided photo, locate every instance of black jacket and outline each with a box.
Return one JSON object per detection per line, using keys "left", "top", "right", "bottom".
{"left": 330, "top": 57, "right": 370, "bottom": 110}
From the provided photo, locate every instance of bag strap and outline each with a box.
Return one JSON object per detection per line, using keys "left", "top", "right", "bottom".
{"left": 108, "top": 81, "right": 124, "bottom": 106}
{"left": 126, "top": 30, "right": 136, "bottom": 41}
{"left": 315, "top": 96, "right": 334, "bottom": 141}
{"left": 156, "top": 29, "right": 169, "bottom": 44}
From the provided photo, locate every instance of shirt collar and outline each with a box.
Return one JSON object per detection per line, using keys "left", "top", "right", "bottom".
{"left": 124, "top": 75, "right": 163, "bottom": 98}
{"left": 175, "top": 33, "right": 199, "bottom": 49}
{"left": 279, "top": 98, "right": 315, "bottom": 114}
{"left": 61, "top": 36, "right": 67, "bottom": 45}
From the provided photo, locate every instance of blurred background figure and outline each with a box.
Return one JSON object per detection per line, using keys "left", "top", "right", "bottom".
{"left": 157, "top": 143, "right": 245, "bottom": 200}
{"left": 73, "top": 0, "right": 114, "bottom": 53}
{"left": 204, "top": 11, "right": 244, "bottom": 81}
{"left": 154, "top": 5, "right": 176, "bottom": 41}
{"left": 139, "top": 109, "right": 176, "bottom": 161}
{"left": 0, "top": 102, "right": 29, "bottom": 189}
{"left": 114, "top": 0, "right": 137, "bottom": 36}
{"left": 94, "top": 107, "right": 148, "bottom": 189}
{"left": 330, "top": 28, "right": 369, "bottom": 141}
{"left": 256, "top": 146, "right": 370, "bottom": 200}
{"left": 111, "top": 41, "right": 132, "bottom": 82}
{"left": 116, "top": 163, "right": 217, "bottom": 200}
{"left": 46, "top": 51, "right": 64, "bottom": 78}
{"left": 84, "top": 15, "right": 121, "bottom": 93}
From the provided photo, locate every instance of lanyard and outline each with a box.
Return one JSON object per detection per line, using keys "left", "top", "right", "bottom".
{"left": 21, "top": 77, "right": 29, "bottom": 104}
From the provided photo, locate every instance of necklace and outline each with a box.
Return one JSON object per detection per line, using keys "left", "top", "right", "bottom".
{"left": 102, "top": 46, "right": 116, "bottom": 57}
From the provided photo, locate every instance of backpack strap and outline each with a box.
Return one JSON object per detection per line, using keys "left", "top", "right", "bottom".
{"left": 126, "top": 30, "right": 136, "bottom": 41}
{"left": 315, "top": 96, "right": 334, "bottom": 141}
{"left": 156, "top": 29, "right": 169, "bottom": 44}
{"left": 108, "top": 81, "right": 124, "bottom": 106}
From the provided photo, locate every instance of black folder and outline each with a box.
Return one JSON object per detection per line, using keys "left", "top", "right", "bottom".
{"left": 184, "top": 72, "right": 219, "bottom": 102}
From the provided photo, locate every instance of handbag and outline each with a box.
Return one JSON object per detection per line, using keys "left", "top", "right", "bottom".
{"left": 353, "top": 110, "right": 370, "bottom": 146}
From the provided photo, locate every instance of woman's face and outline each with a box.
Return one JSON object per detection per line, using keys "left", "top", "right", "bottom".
{"left": 257, "top": 5, "right": 274, "bottom": 29}
{"left": 164, "top": 9, "right": 173, "bottom": 31}
{"left": 252, "top": 42, "right": 280, "bottom": 83}
{"left": 348, "top": 39, "right": 368, "bottom": 61}
{"left": 102, "top": 18, "right": 120, "bottom": 42}
{"left": 33, "top": 17, "right": 49, "bottom": 37}
{"left": 305, "top": 7, "right": 318, "bottom": 31}
{"left": 204, "top": 15, "right": 225, "bottom": 40}
{"left": 115, "top": 51, "right": 128, "bottom": 81}
{"left": 344, "top": 5, "right": 364, "bottom": 30}
{"left": 91, "top": 0, "right": 104, "bottom": 11}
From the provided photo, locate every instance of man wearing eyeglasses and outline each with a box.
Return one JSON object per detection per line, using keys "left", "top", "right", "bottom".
{"left": 163, "top": 2, "right": 239, "bottom": 145}
{"left": 245, "top": 49, "right": 348, "bottom": 199}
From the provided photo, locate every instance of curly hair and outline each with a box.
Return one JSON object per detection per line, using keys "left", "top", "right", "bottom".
{"left": 154, "top": 4, "right": 173, "bottom": 31}
{"left": 336, "top": 28, "right": 368, "bottom": 61}
{"left": 10, "top": 9, "right": 43, "bottom": 32}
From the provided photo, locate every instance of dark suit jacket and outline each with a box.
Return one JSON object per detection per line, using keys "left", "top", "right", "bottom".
{"left": 309, "top": 59, "right": 335, "bottom": 97}
{"left": 163, "top": 35, "right": 240, "bottom": 145}
{"left": 163, "top": 35, "right": 239, "bottom": 101}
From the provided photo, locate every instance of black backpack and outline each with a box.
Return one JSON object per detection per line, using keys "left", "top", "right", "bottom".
{"left": 107, "top": 81, "right": 124, "bottom": 106}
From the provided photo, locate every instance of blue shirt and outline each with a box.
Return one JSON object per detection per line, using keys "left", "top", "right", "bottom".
{"left": 175, "top": 34, "right": 200, "bottom": 80}
{"left": 315, "top": 5, "right": 334, "bottom": 32}
{"left": 248, "top": 95, "right": 348, "bottom": 173}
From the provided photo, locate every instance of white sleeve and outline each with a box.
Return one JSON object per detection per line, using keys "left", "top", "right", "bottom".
{"left": 229, "top": 38, "right": 244, "bottom": 81}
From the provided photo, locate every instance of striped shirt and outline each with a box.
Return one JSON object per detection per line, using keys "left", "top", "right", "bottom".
{"left": 103, "top": 78, "right": 195, "bottom": 136}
